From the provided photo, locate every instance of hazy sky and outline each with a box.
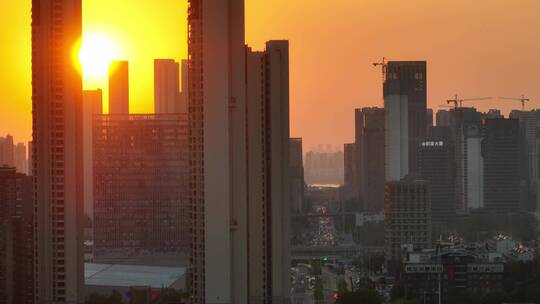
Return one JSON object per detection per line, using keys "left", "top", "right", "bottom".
{"left": 1, "top": 0, "right": 540, "bottom": 150}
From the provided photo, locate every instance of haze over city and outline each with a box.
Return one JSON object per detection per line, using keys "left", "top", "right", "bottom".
{"left": 2, "top": 0, "right": 540, "bottom": 150}
{"left": 2, "top": 1, "right": 540, "bottom": 303}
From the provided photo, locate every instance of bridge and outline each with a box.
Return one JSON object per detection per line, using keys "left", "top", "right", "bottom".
{"left": 291, "top": 245, "right": 384, "bottom": 260}
{"left": 291, "top": 212, "right": 356, "bottom": 218}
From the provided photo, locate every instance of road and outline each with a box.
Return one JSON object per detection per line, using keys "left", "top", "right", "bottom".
{"left": 292, "top": 205, "right": 362, "bottom": 303}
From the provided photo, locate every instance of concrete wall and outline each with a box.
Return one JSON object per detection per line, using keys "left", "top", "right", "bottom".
{"left": 385, "top": 94, "right": 409, "bottom": 181}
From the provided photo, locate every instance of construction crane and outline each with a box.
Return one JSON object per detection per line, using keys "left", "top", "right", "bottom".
{"left": 446, "top": 94, "right": 492, "bottom": 109}
{"left": 499, "top": 95, "right": 530, "bottom": 110}
{"left": 372, "top": 57, "right": 387, "bottom": 82}
{"left": 373, "top": 57, "right": 387, "bottom": 100}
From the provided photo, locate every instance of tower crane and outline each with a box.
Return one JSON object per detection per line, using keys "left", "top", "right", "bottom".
{"left": 498, "top": 95, "right": 530, "bottom": 110}
{"left": 446, "top": 94, "right": 492, "bottom": 109}
{"left": 372, "top": 57, "right": 387, "bottom": 100}
{"left": 372, "top": 57, "right": 387, "bottom": 82}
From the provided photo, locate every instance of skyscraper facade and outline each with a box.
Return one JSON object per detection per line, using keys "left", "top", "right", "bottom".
{"left": 343, "top": 143, "right": 356, "bottom": 190}
{"left": 180, "top": 59, "right": 189, "bottom": 114}
{"left": 447, "top": 108, "right": 483, "bottom": 211}
{"left": 188, "top": 2, "right": 291, "bottom": 302}
{"left": 32, "top": 0, "right": 84, "bottom": 302}
{"left": 93, "top": 114, "right": 188, "bottom": 264}
{"left": 436, "top": 109, "right": 451, "bottom": 127}
{"left": 384, "top": 176, "right": 432, "bottom": 263}
{"left": 27, "top": 141, "right": 33, "bottom": 176}
{"left": 483, "top": 119, "right": 520, "bottom": 213}
{"left": 0, "top": 168, "right": 34, "bottom": 304}
{"left": 188, "top": 0, "right": 249, "bottom": 302}
{"left": 246, "top": 41, "right": 291, "bottom": 304}
{"left": 290, "top": 138, "right": 305, "bottom": 214}
{"left": 13, "top": 143, "right": 27, "bottom": 174}
{"left": 108, "top": 60, "right": 129, "bottom": 114}
{"left": 509, "top": 110, "right": 539, "bottom": 211}
{"left": 356, "top": 107, "right": 386, "bottom": 210}
{"left": 426, "top": 108, "right": 433, "bottom": 132}
{"left": 385, "top": 95, "right": 409, "bottom": 181}
{"left": 0, "top": 135, "right": 14, "bottom": 168}
{"left": 384, "top": 61, "right": 427, "bottom": 174}
{"left": 154, "top": 59, "right": 181, "bottom": 114}
{"left": 82, "top": 90, "right": 102, "bottom": 218}
{"left": 419, "top": 127, "right": 456, "bottom": 224}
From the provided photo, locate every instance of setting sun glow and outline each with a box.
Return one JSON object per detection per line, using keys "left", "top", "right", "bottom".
{"left": 78, "top": 34, "right": 118, "bottom": 81}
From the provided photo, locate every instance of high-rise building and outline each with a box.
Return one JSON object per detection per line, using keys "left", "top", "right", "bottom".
{"left": 384, "top": 61, "right": 427, "bottom": 174}
{"left": 154, "top": 59, "right": 181, "bottom": 114}
{"left": 290, "top": 138, "right": 305, "bottom": 214}
{"left": 426, "top": 108, "right": 433, "bottom": 132}
{"left": 246, "top": 41, "right": 291, "bottom": 303}
{"left": 93, "top": 114, "right": 188, "bottom": 264}
{"left": 343, "top": 143, "right": 356, "bottom": 189}
{"left": 188, "top": 0, "right": 249, "bottom": 302}
{"left": 384, "top": 176, "right": 432, "bottom": 263}
{"left": 435, "top": 108, "right": 484, "bottom": 211}
{"left": 385, "top": 95, "right": 409, "bottom": 181}
{"left": 0, "top": 135, "right": 14, "bottom": 168}
{"left": 188, "top": 2, "right": 291, "bottom": 302}
{"left": 108, "top": 60, "right": 129, "bottom": 114}
{"left": 0, "top": 168, "right": 34, "bottom": 304}
{"left": 180, "top": 59, "right": 189, "bottom": 114}
{"left": 436, "top": 109, "right": 451, "bottom": 127}
{"left": 509, "top": 110, "right": 539, "bottom": 211}
{"left": 482, "top": 109, "right": 503, "bottom": 120}
{"left": 448, "top": 107, "right": 483, "bottom": 211}
{"left": 483, "top": 119, "right": 520, "bottom": 213}
{"left": 82, "top": 90, "right": 102, "bottom": 218}
{"left": 32, "top": 0, "right": 84, "bottom": 302}
{"left": 419, "top": 127, "right": 456, "bottom": 224}
{"left": 356, "top": 107, "right": 386, "bottom": 210}
{"left": 13, "top": 143, "right": 27, "bottom": 174}
{"left": 304, "top": 150, "right": 344, "bottom": 185}
{"left": 27, "top": 141, "right": 32, "bottom": 176}
{"left": 461, "top": 110, "right": 484, "bottom": 210}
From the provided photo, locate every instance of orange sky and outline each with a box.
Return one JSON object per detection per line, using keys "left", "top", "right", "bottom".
{"left": 1, "top": 0, "right": 540, "bottom": 151}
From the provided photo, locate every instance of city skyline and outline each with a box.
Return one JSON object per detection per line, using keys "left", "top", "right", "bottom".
{"left": 1, "top": 1, "right": 540, "bottom": 303}
{"left": 2, "top": 0, "right": 540, "bottom": 150}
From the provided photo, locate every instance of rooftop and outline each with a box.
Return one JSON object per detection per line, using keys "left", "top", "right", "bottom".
{"left": 85, "top": 263, "right": 185, "bottom": 289}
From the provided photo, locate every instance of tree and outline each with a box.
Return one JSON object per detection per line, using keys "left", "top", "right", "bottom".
{"left": 313, "top": 277, "right": 324, "bottom": 304}
{"left": 337, "top": 278, "right": 348, "bottom": 295}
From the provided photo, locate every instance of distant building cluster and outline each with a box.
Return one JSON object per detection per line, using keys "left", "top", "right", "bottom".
{"left": 305, "top": 148, "right": 344, "bottom": 186}
{"left": 334, "top": 60, "right": 540, "bottom": 267}
{"left": 0, "top": 135, "right": 29, "bottom": 175}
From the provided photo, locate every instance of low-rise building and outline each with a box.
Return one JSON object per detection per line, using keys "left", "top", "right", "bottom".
{"left": 402, "top": 244, "right": 504, "bottom": 304}
{"left": 84, "top": 263, "right": 186, "bottom": 298}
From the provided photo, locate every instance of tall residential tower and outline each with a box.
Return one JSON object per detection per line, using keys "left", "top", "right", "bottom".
{"left": 246, "top": 41, "right": 291, "bottom": 303}
{"left": 32, "top": 0, "right": 84, "bottom": 302}
{"left": 154, "top": 59, "right": 181, "bottom": 114}
{"left": 187, "top": 1, "right": 291, "bottom": 303}
{"left": 108, "top": 60, "right": 129, "bottom": 114}
{"left": 188, "top": 0, "right": 249, "bottom": 303}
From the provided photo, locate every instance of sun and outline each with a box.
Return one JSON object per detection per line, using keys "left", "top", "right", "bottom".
{"left": 78, "top": 33, "right": 118, "bottom": 81}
